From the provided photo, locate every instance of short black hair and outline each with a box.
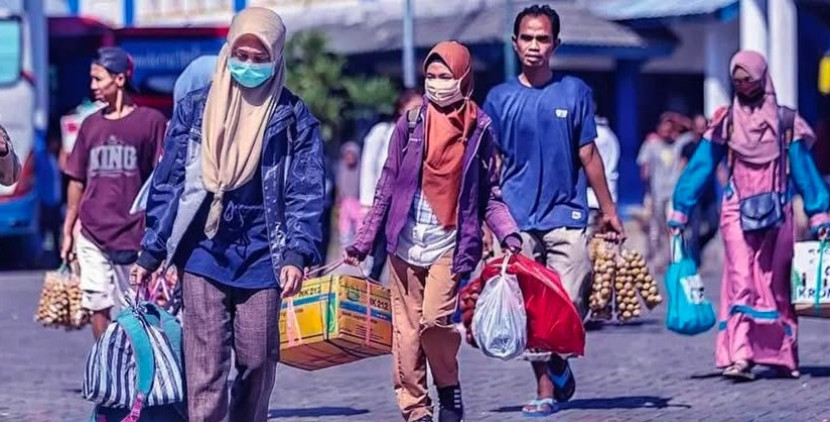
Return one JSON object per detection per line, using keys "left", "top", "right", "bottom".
{"left": 513, "top": 4, "right": 561, "bottom": 39}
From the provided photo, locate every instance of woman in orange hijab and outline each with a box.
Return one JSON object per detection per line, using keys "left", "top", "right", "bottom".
{"left": 346, "top": 41, "right": 521, "bottom": 422}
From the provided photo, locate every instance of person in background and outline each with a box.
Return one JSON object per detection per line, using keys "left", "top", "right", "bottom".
{"left": 173, "top": 55, "right": 219, "bottom": 104}
{"left": 132, "top": 8, "right": 325, "bottom": 420}
{"left": 61, "top": 47, "right": 167, "bottom": 339}
{"left": 0, "top": 122, "right": 21, "bottom": 186}
{"left": 360, "top": 89, "right": 422, "bottom": 280}
{"left": 587, "top": 102, "right": 620, "bottom": 227}
{"left": 678, "top": 114, "right": 721, "bottom": 265}
{"left": 131, "top": 54, "right": 220, "bottom": 215}
{"left": 40, "top": 134, "right": 64, "bottom": 266}
{"left": 337, "top": 141, "right": 362, "bottom": 247}
{"left": 346, "top": 41, "right": 521, "bottom": 422}
{"left": 482, "top": 5, "right": 624, "bottom": 417}
{"left": 671, "top": 51, "right": 830, "bottom": 381}
{"left": 663, "top": 111, "right": 693, "bottom": 143}
{"left": 637, "top": 115, "right": 684, "bottom": 272}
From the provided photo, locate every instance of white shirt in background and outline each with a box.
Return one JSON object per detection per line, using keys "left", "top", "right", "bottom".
{"left": 587, "top": 117, "right": 620, "bottom": 210}
{"left": 359, "top": 121, "right": 396, "bottom": 207}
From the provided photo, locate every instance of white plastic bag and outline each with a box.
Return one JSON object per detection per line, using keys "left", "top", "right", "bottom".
{"left": 472, "top": 255, "right": 527, "bottom": 360}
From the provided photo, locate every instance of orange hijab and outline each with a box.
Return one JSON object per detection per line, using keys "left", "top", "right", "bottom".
{"left": 422, "top": 41, "right": 478, "bottom": 229}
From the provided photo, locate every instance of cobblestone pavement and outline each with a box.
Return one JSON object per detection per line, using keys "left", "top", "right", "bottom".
{"left": 2, "top": 238, "right": 830, "bottom": 422}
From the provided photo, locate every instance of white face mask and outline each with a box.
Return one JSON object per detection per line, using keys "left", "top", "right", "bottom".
{"left": 425, "top": 77, "right": 465, "bottom": 107}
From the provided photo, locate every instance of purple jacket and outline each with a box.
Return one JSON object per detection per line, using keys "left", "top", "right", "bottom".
{"left": 351, "top": 103, "right": 519, "bottom": 275}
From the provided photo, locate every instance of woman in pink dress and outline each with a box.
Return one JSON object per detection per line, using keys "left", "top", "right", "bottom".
{"left": 670, "top": 50, "right": 830, "bottom": 380}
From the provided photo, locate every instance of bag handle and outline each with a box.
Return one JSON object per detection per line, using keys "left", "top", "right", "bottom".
{"left": 306, "top": 259, "right": 344, "bottom": 279}
{"left": 285, "top": 299, "right": 303, "bottom": 346}
{"left": 670, "top": 234, "right": 686, "bottom": 264}
{"left": 500, "top": 252, "right": 512, "bottom": 278}
{"left": 815, "top": 239, "right": 828, "bottom": 316}
{"left": 115, "top": 310, "right": 156, "bottom": 422}
{"left": 364, "top": 280, "right": 373, "bottom": 345}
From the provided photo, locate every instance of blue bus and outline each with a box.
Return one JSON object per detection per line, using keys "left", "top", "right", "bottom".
{"left": 0, "top": 1, "right": 49, "bottom": 266}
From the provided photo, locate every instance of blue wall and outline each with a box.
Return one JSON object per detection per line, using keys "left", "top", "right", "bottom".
{"left": 798, "top": 9, "right": 830, "bottom": 126}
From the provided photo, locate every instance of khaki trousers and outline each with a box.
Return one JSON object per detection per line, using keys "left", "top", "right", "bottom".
{"left": 389, "top": 252, "right": 461, "bottom": 422}
{"left": 520, "top": 228, "right": 592, "bottom": 319}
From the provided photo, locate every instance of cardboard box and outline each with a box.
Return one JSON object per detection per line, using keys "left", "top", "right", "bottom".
{"left": 791, "top": 241, "right": 830, "bottom": 318}
{"left": 279, "top": 275, "right": 392, "bottom": 370}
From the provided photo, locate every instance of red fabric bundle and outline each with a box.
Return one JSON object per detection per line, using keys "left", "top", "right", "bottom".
{"left": 460, "top": 254, "right": 585, "bottom": 356}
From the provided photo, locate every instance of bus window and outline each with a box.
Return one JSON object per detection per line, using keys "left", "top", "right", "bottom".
{"left": 0, "top": 19, "right": 21, "bottom": 85}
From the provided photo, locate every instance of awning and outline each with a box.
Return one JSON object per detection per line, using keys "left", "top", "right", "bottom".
{"left": 590, "top": 0, "right": 738, "bottom": 22}
{"left": 295, "top": 0, "right": 676, "bottom": 57}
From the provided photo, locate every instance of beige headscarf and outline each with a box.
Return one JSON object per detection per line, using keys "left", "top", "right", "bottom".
{"left": 201, "top": 7, "right": 287, "bottom": 238}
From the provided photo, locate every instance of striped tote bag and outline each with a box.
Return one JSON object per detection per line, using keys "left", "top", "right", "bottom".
{"left": 83, "top": 302, "right": 185, "bottom": 421}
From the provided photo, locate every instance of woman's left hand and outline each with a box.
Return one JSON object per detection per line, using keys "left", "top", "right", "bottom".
{"left": 502, "top": 233, "right": 523, "bottom": 255}
{"left": 281, "top": 265, "right": 304, "bottom": 298}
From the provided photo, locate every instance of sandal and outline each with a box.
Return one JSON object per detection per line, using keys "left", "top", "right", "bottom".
{"left": 723, "top": 361, "right": 755, "bottom": 381}
{"left": 521, "top": 398, "right": 557, "bottom": 418}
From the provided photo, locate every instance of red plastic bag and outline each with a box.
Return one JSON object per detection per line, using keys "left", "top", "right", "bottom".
{"left": 460, "top": 254, "right": 585, "bottom": 356}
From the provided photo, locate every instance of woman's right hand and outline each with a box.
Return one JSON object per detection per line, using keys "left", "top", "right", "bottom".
{"left": 130, "top": 264, "right": 152, "bottom": 287}
{"left": 343, "top": 246, "right": 364, "bottom": 267}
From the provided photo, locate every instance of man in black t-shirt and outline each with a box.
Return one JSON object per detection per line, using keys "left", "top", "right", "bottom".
{"left": 679, "top": 115, "right": 720, "bottom": 266}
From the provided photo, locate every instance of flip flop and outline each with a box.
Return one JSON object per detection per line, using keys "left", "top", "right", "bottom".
{"left": 547, "top": 358, "right": 576, "bottom": 402}
{"left": 521, "top": 398, "right": 557, "bottom": 418}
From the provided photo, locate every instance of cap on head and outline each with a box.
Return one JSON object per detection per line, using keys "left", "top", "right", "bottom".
{"left": 94, "top": 47, "right": 137, "bottom": 92}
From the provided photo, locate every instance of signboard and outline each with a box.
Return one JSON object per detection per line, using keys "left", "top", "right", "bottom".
{"left": 118, "top": 35, "right": 225, "bottom": 95}
{"left": 135, "top": 0, "right": 234, "bottom": 26}
{"left": 80, "top": 0, "right": 123, "bottom": 26}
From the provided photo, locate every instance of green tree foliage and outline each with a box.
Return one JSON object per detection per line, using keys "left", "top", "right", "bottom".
{"left": 284, "top": 30, "right": 397, "bottom": 143}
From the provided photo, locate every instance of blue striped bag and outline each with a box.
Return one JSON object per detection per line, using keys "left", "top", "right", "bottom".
{"left": 83, "top": 301, "right": 185, "bottom": 422}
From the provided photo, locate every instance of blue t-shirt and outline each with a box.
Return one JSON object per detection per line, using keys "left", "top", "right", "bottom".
{"left": 178, "top": 170, "right": 276, "bottom": 289}
{"left": 483, "top": 76, "right": 597, "bottom": 231}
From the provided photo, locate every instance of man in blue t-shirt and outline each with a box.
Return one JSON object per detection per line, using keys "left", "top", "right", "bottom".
{"left": 483, "top": 4, "right": 624, "bottom": 417}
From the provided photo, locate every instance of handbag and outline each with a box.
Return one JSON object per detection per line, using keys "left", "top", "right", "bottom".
{"left": 83, "top": 291, "right": 186, "bottom": 422}
{"left": 726, "top": 106, "right": 796, "bottom": 232}
{"left": 665, "top": 234, "right": 716, "bottom": 335}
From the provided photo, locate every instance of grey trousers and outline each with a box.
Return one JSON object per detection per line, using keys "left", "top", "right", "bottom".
{"left": 181, "top": 272, "right": 280, "bottom": 422}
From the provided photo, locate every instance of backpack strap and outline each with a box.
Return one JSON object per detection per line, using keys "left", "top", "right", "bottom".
{"left": 400, "top": 107, "right": 422, "bottom": 153}
{"left": 406, "top": 107, "right": 420, "bottom": 133}
{"left": 141, "top": 303, "right": 183, "bottom": 365}
{"left": 116, "top": 310, "right": 157, "bottom": 422}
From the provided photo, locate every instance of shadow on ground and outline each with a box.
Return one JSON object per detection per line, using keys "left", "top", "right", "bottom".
{"left": 268, "top": 406, "right": 369, "bottom": 419}
{"left": 491, "top": 395, "right": 689, "bottom": 413}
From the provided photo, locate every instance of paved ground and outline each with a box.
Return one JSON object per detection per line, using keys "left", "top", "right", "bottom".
{"left": 2, "top": 233, "right": 830, "bottom": 422}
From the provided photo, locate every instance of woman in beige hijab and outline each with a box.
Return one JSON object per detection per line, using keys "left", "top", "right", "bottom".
{"left": 132, "top": 7, "right": 326, "bottom": 421}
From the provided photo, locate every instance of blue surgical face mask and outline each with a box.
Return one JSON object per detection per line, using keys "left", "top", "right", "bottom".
{"left": 227, "top": 58, "right": 275, "bottom": 88}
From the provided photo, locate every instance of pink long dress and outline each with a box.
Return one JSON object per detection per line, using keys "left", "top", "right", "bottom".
{"left": 716, "top": 157, "right": 797, "bottom": 370}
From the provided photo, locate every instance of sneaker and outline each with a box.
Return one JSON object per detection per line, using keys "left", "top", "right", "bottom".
{"left": 546, "top": 356, "right": 576, "bottom": 403}
{"left": 437, "top": 385, "right": 464, "bottom": 422}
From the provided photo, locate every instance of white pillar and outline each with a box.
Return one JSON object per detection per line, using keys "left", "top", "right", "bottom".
{"left": 740, "top": 0, "right": 768, "bottom": 57}
{"left": 769, "top": 0, "right": 798, "bottom": 107}
{"left": 705, "top": 22, "right": 739, "bottom": 117}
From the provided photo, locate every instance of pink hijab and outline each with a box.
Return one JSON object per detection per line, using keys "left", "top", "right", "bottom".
{"left": 717, "top": 50, "right": 814, "bottom": 164}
